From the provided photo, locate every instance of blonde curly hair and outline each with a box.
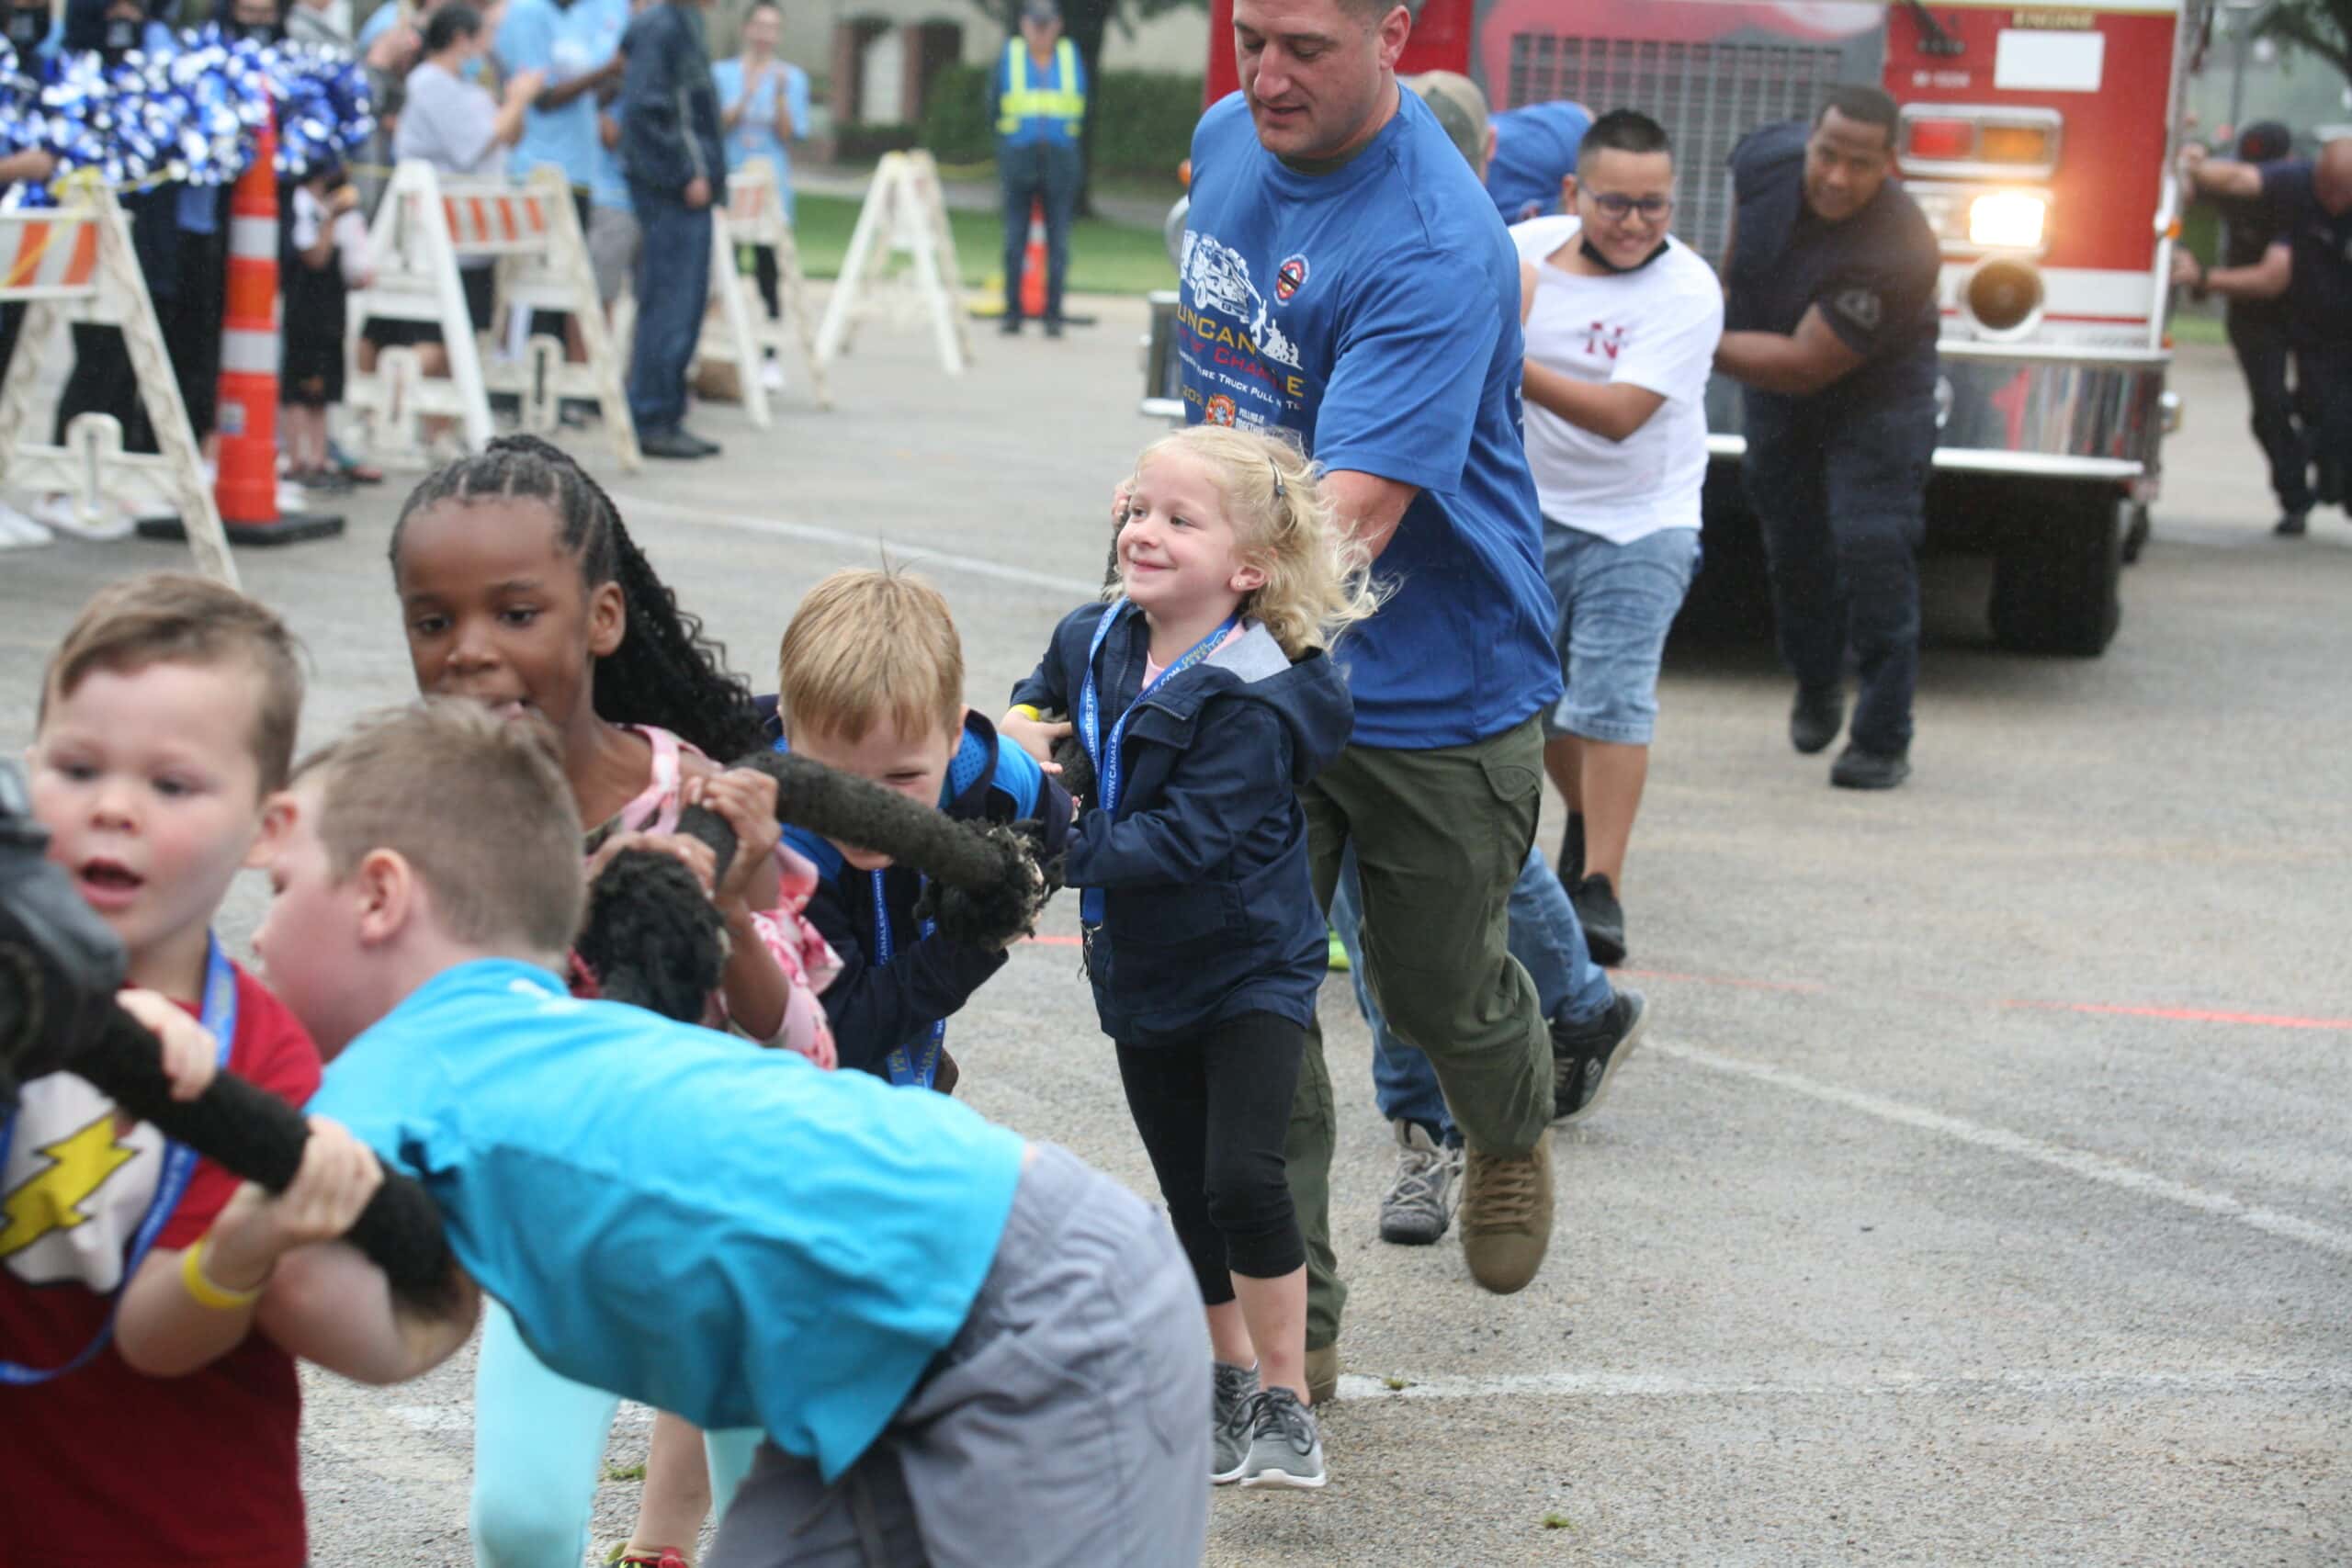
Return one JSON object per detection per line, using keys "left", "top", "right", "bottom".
{"left": 1120, "top": 424, "right": 1385, "bottom": 660}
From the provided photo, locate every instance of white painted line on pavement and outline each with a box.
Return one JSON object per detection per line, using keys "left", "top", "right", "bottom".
{"left": 1652, "top": 1037, "right": 2352, "bottom": 1259}
{"left": 1336, "top": 1367, "right": 2352, "bottom": 1402}
{"left": 607, "top": 492, "right": 1102, "bottom": 598}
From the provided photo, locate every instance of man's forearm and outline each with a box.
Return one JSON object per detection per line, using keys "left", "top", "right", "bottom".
{"left": 538, "top": 60, "right": 617, "bottom": 111}
{"left": 1715, "top": 330, "right": 1837, "bottom": 398}
{"left": 1323, "top": 469, "right": 1415, "bottom": 560}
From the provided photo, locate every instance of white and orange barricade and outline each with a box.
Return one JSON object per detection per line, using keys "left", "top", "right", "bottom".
{"left": 345, "top": 160, "right": 638, "bottom": 468}
{"left": 691, "top": 157, "right": 831, "bottom": 423}
{"left": 0, "top": 180, "right": 233, "bottom": 582}
{"left": 814, "top": 151, "right": 970, "bottom": 376}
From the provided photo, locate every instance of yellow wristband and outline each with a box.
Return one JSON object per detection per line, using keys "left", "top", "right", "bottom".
{"left": 180, "top": 1234, "right": 266, "bottom": 1311}
{"left": 1010, "top": 704, "right": 1043, "bottom": 722}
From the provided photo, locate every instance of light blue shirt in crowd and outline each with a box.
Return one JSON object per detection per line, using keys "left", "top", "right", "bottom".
{"left": 497, "top": 0, "right": 628, "bottom": 187}
{"left": 709, "top": 55, "right": 808, "bottom": 219}
{"left": 306, "top": 958, "right": 1028, "bottom": 1480}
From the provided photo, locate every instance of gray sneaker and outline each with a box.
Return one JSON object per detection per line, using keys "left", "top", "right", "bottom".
{"left": 1211, "top": 1360, "right": 1258, "bottom": 1483}
{"left": 1238, "top": 1388, "right": 1326, "bottom": 1490}
{"left": 1378, "top": 1119, "right": 1461, "bottom": 1246}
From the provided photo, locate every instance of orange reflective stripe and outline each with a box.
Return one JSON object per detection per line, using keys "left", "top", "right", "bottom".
{"left": 6, "top": 223, "right": 45, "bottom": 288}
{"left": 62, "top": 222, "right": 96, "bottom": 288}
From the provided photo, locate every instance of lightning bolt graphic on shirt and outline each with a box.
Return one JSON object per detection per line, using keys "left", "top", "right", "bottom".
{"left": 0, "top": 1113, "right": 139, "bottom": 1258}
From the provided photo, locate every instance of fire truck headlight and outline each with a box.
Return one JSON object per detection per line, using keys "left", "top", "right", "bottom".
{"left": 1968, "top": 190, "right": 2048, "bottom": 251}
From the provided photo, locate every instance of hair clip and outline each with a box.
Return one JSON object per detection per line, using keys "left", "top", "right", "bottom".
{"left": 1269, "top": 457, "right": 1285, "bottom": 500}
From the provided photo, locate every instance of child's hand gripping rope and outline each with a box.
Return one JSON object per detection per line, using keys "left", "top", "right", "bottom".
{"left": 573, "top": 747, "right": 1060, "bottom": 1020}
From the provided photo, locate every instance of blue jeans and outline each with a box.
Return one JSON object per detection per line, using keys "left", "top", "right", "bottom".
{"left": 626, "top": 182, "right": 715, "bottom": 435}
{"left": 1741, "top": 394, "right": 1935, "bottom": 755}
{"left": 1541, "top": 524, "right": 1702, "bottom": 746}
{"left": 999, "top": 139, "right": 1080, "bottom": 321}
{"left": 1329, "top": 841, "right": 1611, "bottom": 1146}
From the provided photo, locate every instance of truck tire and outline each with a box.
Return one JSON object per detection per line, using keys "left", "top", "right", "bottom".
{"left": 1988, "top": 486, "right": 2123, "bottom": 657}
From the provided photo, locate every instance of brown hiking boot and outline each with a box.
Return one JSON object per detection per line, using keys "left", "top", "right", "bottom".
{"left": 1459, "top": 1134, "right": 1554, "bottom": 1293}
{"left": 1304, "top": 1342, "right": 1340, "bottom": 1406}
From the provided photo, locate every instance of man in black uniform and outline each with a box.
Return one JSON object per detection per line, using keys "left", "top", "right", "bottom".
{"left": 2177, "top": 135, "right": 2352, "bottom": 532}
{"left": 1715, "top": 85, "right": 1939, "bottom": 791}
{"left": 2181, "top": 123, "right": 2311, "bottom": 534}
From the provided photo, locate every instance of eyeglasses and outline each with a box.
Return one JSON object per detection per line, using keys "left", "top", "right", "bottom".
{"left": 1586, "top": 192, "right": 1674, "bottom": 223}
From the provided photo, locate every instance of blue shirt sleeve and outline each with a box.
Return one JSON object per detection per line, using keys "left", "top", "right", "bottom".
{"left": 357, "top": 3, "right": 398, "bottom": 47}
{"left": 786, "top": 64, "right": 809, "bottom": 137}
{"left": 710, "top": 56, "right": 739, "bottom": 103}
{"left": 1312, "top": 250, "right": 1504, "bottom": 494}
{"left": 497, "top": 2, "right": 550, "bottom": 72}
{"left": 989, "top": 731, "right": 1045, "bottom": 820}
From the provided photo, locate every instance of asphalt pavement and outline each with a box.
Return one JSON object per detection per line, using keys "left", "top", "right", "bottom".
{"left": 1, "top": 300, "right": 2346, "bottom": 1566}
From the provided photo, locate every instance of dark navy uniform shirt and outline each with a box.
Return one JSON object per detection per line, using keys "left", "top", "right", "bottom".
{"left": 1724, "top": 120, "right": 1940, "bottom": 412}
{"left": 2258, "top": 161, "right": 2352, "bottom": 347}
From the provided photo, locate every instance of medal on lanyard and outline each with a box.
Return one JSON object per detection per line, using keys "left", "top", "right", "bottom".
{"left": 871, "top": 871, "right": 945, "bottom": 1089}
{"left": 0, "top": 937, "right": 239, "bottom": 1385}
{"left": 1075, "top": 601, "right": 1238, "bottom": 928}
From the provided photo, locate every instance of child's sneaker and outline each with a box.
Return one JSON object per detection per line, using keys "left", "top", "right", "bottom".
{"left": 1211, "top": 1359, "right": 1257, "bottom": 1483}
{"left": 1238, "top": 1388, "right": 1326, "bottom": 1490}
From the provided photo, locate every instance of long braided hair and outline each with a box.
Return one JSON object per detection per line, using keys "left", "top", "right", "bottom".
{"left": 388, "top": 434, "right": 771, "bottom": 762}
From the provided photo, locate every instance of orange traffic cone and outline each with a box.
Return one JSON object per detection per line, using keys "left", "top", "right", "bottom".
{"left": 217, "top": 112, "right": 340, "bottom": 546}
{"left": 1019, "top": 195, "right": 1047, "bottom": 321}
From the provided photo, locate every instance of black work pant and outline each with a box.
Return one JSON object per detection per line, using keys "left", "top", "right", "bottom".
{"left": 2297, "top": 340, "right": 2352, "bottom": 509}
{"left": 56, "top": 322, "right": 155, "bottom": 453}
{"left": 1743, "top": 394, "right": 1935, "bottom": 756}
{"left": 998, "top": 139, "right": 1080, "bottom": 323}
{"left": 1116, "top": 1010, "right": 1306, "bottom": 1307}
{"left": 750, "top": 243, "right": 781, "bottom": 321}
{"left": 2229, "top": 317, "right": 2312, "bottom": 515}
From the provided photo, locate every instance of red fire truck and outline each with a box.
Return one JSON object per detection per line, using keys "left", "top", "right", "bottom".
{"left": 1141, "top": 0, "right": 2206, "bottom": 655}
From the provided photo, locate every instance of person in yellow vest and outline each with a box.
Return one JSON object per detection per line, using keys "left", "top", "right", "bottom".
{"left": 991, "top": 0, "right": 1085, "bottom": 336}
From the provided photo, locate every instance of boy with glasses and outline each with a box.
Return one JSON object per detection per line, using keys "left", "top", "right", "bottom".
{"left": 1512, "top": 108, "right": 1723, "bottom": 964}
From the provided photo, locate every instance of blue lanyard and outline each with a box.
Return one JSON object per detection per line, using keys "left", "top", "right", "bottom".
{"left": 1076, "top": 601, "right": 1238, "bottom": 926}
{"left": 0, "top": 937, "right": 238, "bottom": 1385}
{"left": 872, "top": 870, "right": 945, "bottom": 1090}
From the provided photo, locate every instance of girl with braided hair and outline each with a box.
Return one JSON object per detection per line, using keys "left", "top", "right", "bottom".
{"left": 388, "top": 433, "right": 824, "bottom": 1568}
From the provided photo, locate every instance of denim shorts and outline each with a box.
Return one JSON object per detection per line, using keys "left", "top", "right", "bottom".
{"left": 1541, "top": 523, "right": 1702, "bottom": 745}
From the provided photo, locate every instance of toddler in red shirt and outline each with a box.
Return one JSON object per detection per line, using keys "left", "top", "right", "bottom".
{"left": 2, "top": 574, "right": 383, "bottom": 1568}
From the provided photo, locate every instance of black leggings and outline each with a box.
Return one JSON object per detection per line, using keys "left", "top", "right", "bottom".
{"left": 1115, "top": 1010, "right": 1306, "bottom": 1306}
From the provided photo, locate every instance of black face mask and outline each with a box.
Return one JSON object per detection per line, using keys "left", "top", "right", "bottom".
{"left": 227, "top": 18, "right": 281, "bottom": 42}
{"left": 1578, "top": 236, "right": 1670, "bottom": 276}
{"left": 5, "top": 8, "right": 44, "bottom": 47}
{"left": 101, "top": 13, "right": 141, "bottom": 51}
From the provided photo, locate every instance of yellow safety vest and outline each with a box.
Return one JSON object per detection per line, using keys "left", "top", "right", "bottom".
{"left": 998, "top": 39, "right": 1084, "bottom": 140}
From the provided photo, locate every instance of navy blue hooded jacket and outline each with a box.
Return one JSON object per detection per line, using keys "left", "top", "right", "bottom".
{"left": 759, "top": 702, "right": 1071, "bottom": 1081}
{"left": 1012, "top": 601, "right": 1353, "bottom": 1044}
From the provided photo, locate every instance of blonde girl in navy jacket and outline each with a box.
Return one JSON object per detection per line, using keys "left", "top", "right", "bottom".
{"left": 1006, "top": 423, "right": 1379, "bottom": 1494}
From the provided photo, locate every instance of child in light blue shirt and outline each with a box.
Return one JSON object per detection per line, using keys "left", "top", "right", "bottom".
{"left": 252, "top": 701, "right": 1211, "bottom": 1568}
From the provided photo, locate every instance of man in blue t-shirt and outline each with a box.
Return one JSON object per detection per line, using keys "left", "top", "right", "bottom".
{"left": 1716, "top": 85, "right": 1939, "bottom": 792}
{"left": 252, "top": 704, "right": 1208, "bottom": 1566}
{"left": 497, "top": 0, "right": 626, "bottom": 210}
{"left": 1176, "top": 0, "right": 1568, "bottom": 1382}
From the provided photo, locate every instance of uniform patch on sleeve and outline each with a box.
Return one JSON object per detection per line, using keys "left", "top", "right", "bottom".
{"left": 1833, "top": 288, "right": 1883, "bottom": 332}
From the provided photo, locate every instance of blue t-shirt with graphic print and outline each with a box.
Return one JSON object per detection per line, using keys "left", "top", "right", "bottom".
{"left": 1177, "top": 89, "right": 1561, "bottom": 750}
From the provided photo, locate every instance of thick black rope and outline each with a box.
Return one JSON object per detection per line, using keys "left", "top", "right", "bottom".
{"left": 1, "top": 748, "right": 1056, "bottom": 1317}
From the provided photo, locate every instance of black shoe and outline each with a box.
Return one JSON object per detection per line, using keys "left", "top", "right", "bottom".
{"left": 1550, "top": 988, "right": 1647, "bottom": 1124}
{"left": 999, "top": 314, "right": 1022, "bottom": 335}
{"left": 1829, "top": 744, "right": 1910, "bottom": 790}
{"left": 2276, "top": 511, "right": 2310, "bottom": 536}
{"left": 1556, "top": 812, "right": 1585, "bottom": 888}
{"left": 1044, "top": 317, "right": 1064, "bottom": 339}
{"left": 639, "top": 428, "right": 710, "bottom": 459}
{"left": 1571, "top": 874, "right": 1625, "bottom": 967}
{"left": 1790, "top": 684, "right": 1844, "bottom": 755}
{"left": 676, "top": 429, "right": 721, "bottom": 457}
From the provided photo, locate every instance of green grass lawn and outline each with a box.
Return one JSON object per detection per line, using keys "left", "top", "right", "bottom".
{"left": 775, "top": 193, "right": 1177, "bottom": 296}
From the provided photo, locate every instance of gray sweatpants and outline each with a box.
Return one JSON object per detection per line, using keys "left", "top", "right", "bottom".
{"left": 705, "top": 1144, "right": 1211, "bottom": 1568}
